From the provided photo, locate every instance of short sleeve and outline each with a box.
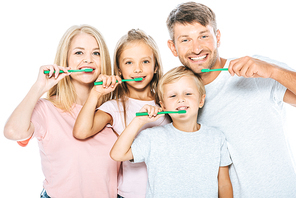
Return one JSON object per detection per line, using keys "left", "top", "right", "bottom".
{"left": 131, "top": 129, "right": 152, "bottom": 163}
{"left": 17, "top": 99, "right": 47, "bottom": 147}
{"left": 220, "top": 135, "right": 232, "bottom": 167}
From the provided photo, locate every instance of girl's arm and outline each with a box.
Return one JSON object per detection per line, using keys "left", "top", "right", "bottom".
{"left": 110, "top": 105, "right": 162, "bottom": 162}
{"left": 218, "top": 166, "right": 233, "bottom": 198}
{"left": 73, "top": 74, "right": 121, "bottom": 139}
{"left": 4, "top": 65, "right": 70, "bottom": 140}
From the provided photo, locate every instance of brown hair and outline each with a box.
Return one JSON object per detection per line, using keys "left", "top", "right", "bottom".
{"left": 47, "top": 25, "right": 111, "bottom": 112}
{"left": 166, "top": 2, "right": 217, "bottom": 40}
{"left": 113, "top": 29, "right": 163, "bottom": 127}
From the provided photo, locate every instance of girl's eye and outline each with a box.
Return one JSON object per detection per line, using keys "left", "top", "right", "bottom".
{"left": 75, "top": 51, "right": 83, "bottom": 55}
{"left": 93, "top": 51, "right": 100, "bottom": 56}
{"left": 143, "top": 60, "right": 150, "bottom": 64}
{"left": 125, "top": 61, "right": 132, "bottom": 65}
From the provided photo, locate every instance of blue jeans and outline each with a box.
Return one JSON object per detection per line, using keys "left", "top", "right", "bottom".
{"left": 117, "top": 195, "right": 124, "bottom": 198}
{"left": 40, "top": 189, "right": 51, "bottom": 198}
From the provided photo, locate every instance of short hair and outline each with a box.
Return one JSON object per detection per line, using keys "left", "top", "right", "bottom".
{"left": 166, "top": 2, "right": 217, "bottom": 40}
{"left": 157, "top": 66, "right": 206, "bottom": 103}
{"left": 47, "top": 25, "right": 111, "bottom": 112}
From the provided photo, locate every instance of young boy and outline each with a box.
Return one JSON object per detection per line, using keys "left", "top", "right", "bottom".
{"left": 110, "top": 66, "right": 233, "bottom": 198}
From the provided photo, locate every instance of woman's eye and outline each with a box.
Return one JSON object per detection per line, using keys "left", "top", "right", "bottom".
{"left": 75, "top": 51, "right": 83, "bottom": 55}
{"left": 93, "top": 51, "right": 100, "bottom": 56}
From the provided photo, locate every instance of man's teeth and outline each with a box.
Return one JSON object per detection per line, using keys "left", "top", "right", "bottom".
{"left": 190, "top": 55, "right": 207, "bottom": 61}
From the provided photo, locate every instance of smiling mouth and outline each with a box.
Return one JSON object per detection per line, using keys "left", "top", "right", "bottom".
{"left": 189, "top": 54, "right": 207, "bottom": 61}
{"left": 176, "top": 106, "right": 189, "bottom": 111}
{"left": 131, "top": 76, "right": 146, "bottom": 81}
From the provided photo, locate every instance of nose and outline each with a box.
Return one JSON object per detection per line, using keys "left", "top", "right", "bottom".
{"left": 84, "top": 53, "right": 93, "bottom": 64}
{"left": 191, "top": 40, "right": 203, "bottom": 54}
{"left": 178, "top": 96, "right": 185, "bottom": 103}
{"left": 133, "top": 63, "right": 143, "bottom": 73}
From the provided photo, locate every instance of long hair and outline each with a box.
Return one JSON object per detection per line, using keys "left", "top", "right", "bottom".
{"left": 113, "top": 29, "right": 163, "bottom": 127}
{"left": 46, "top": 25, "right": 112, "bottom": 112}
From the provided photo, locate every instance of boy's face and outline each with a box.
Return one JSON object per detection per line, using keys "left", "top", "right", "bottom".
{"left": 160, "top": 76, "right": 205, "bottom": 121}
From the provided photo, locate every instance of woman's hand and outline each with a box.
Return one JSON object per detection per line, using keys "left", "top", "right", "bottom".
{"left": 35, "top": 64, "right": 70, "bottom": 94}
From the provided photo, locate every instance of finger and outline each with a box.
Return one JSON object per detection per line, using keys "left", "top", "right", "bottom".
{"left": 115, "top": 75, "right": 122, "bottom": 84}
{"left": 105, "top": 76, "right": 113, "bottom": 88}
{"left": 110, "top": 75, "right": 117, "bottom": 88}
{"left": 52, "top": 64, "right": 60, "bottom": 79}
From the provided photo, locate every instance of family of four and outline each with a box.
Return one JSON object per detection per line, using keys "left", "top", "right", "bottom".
{"left": 4, "top": 2, "right": 296, "bottom": 198}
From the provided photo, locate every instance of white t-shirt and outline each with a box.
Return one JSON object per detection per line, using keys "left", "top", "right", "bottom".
{"left": 131, "top": 123, "right": 232, "bottom": 198}
{"left": 99, "top": 97, "right": 170, "bottom": 198}
{"left": 198, "top": 55, "right": 296, "bottom": 197}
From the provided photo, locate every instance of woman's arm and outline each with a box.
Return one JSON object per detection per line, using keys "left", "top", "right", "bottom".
{"left": 4, "top": 65, "right": 69, "bottom": 140}
{"left": 110, "top": 104, "right": 162, "bottom": 161}
{"left": 218, "top": 166, "right": 233, "bottom": 198}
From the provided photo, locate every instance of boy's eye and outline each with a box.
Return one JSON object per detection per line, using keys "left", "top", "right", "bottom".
{"left": 186, "top": 93, "right": 192, "bottom": 95}
{"left": 169, "top": 95, "right": 176, "bottom": 98}
{"left": 93, "top": 51, "right": 100, "bottom": 56}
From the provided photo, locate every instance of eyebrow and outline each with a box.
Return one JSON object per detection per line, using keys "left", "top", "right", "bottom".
{"left": 121, "top": 56, "right": 152, "bottom": 62}
{"left": 177, "top": 30, "right": 210, "bottom": 39}
{"left": 72, "top": 47, "right": 100, "bottom": 51}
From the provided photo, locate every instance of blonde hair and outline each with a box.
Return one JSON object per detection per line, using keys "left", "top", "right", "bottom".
{"left": 113, "top": 29, "right": 164, "bottom": 126}
{"left": 157, "top": 66, "right": 206, "bottom": 103}
{"left": 46, "top": 24, "right": 112, "bottom": 112}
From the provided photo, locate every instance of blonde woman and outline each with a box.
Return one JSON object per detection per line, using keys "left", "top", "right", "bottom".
{"left": 4, "top": 25, "right": 119, "bottom": 198}
{"left": 73, "top": 29, "right": 170, "bottom": 198}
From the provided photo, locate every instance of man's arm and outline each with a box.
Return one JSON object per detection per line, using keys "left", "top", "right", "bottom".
{"left": 228, "top": 56, "right": 296, "bottom": 106}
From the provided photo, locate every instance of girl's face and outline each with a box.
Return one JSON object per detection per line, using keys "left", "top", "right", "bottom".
{"left": 160, "top": 76, "right": 205, "bottom": 122}
{"left": 118, "top": 41, "right": 156, "bottom": 96}
{"left": 67, "top": 32, "right": 101, "bottom": 85}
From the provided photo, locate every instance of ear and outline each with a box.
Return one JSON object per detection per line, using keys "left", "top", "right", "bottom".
{"left": 216, "top": 29, "right": 221, "bottom": 48}
{"left": 159, "top": 101, "right": 166, "bottom": 110}
{"left": 199, "top": 94, "right": 206, "bottom": 108}
{"left": 167, "top": 40, "right": 178, "bottom": 57}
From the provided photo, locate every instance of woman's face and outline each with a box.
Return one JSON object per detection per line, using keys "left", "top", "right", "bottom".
{"left": 67, "top": 32, "right": 101, "bottom": 85}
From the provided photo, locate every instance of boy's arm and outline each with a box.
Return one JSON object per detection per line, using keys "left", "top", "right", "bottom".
{"left": 218, "top": 166, "right": 233, "bottom": 198}
{"left": 110, "top": 104, "right": 162, "bottom": 162}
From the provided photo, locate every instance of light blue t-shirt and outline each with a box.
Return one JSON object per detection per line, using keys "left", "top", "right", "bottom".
{"left": 198, "top": 55, "right": 296, "bottom": 197}
{"left": 131, "top": 123, "right": 232, "bottom": 198}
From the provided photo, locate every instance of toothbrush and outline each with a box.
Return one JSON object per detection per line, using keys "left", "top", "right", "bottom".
{"left": 201, "top": 68, "right": 228, "bottom": 72}
{"left": 44, "top": 68, "right": 93, "bottom": 74}
{"left": 136, "top": 110, "right": 186, "bottom": 116}
{"left": 94, "top": 77, "right": 143, "bottom": 85}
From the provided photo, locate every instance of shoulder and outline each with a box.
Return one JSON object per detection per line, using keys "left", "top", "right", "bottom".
{"left": 200, "top": 124, "right": 226, "bottom": 140}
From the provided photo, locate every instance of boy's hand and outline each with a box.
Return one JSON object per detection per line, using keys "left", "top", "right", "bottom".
{"left": 136, "top": 104, "right": 164, "bottom": 124}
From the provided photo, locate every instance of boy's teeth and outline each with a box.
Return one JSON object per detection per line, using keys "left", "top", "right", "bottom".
{"left": 177, "top": 106, "right": 188, "bottom": 110}
{"left": 190, "top": 55, "right": 207, "bottom": 61}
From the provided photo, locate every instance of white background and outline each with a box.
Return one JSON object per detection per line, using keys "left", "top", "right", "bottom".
{"left": 1, "top": 0, "right": 296, "bottom": 197}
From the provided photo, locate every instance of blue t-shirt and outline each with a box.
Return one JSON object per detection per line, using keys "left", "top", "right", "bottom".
{"left": 131, "top": 123, "right": 232, "bottom": 198}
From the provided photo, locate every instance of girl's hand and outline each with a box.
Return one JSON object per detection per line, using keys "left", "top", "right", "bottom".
{"left": 136, "top": 104, "right": 164, "bottom": 124}
{"left": 93, "top": 74, "right": 122, "bottom": 95}
{"left": 35, "top": 64, "right": 70, "bottom": 94}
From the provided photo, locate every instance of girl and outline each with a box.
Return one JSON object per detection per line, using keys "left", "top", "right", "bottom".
{"left": 4, "top": 25, "right": 119, "bottom": 198}
{"left": 73, "top": 29, "right": 170, "bottom": 198}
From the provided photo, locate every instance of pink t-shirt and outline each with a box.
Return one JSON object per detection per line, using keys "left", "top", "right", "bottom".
{"left": 99, "top": 97, "right": 171, "bottom": 198}
{"left": 18, "top": 99, "right": 120, "bottom": 198}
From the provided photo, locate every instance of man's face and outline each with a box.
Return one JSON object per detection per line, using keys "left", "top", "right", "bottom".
{"left": 168, "top": 22, "right": 221, "bottom": 73}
